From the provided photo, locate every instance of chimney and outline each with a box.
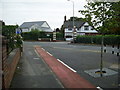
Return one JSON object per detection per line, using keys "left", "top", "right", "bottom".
{"left": 64, "top": 15, "right": 66, "bottom": 22}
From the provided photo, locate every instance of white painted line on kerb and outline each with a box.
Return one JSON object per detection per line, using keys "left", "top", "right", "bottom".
{"left": 57, "top": 59, "right": 77, "bottom": 73}
{"left": 47, "top": 52, "right": 53, "bottom": 56}
{"left": 34, "top": 50, "right": 40, "bottom": 57}
{"left": 97, "top": 86, "right": 103, "bottom": 90}
{"left": 41, "top": 48, "right": 45, "bottom": 51}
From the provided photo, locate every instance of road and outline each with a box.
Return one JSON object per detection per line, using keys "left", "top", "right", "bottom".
{"left": 26, "top": 41, "right": 119, "bottom": 89}
{"left": 11, "top": 42, "right": 118, "bottom": 88}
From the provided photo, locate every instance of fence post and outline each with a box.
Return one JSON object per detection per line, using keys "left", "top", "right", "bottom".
{"left": 117, "top": 44, "right": 119, "bottom": 56}
{"left": 112, "top": 45, "right": 114, "bottom": 54}
{"left": 104, "top": 44, "right": 106, "bottom": 53}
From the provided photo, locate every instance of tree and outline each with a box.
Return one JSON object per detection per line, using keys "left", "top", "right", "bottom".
{"left": 79, "top": 1, "right": 120, "bottom": 76}
{"left": 79, "top": 1, "right": 120, "bottom": 34}
{"left": 56, "top": 28, "right": 60, "bottom": 32}
{"left": 107, "top": 2, "right": 120, "bottom": 34}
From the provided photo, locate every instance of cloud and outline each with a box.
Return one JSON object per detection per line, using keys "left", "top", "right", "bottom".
{"left": 1, "top": 0, "right": 87, "bottom": 29}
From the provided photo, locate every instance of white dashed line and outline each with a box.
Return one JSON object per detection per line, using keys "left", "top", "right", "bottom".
{"left": 34, "top": 50, "right": 40, "bottom": 57}
{"left": 97, "top": 86, "right": 103, "bottom": 90}
{"left": 47, "top": 52, "right": 53, "bottom": 56}
{"left": 33, "top": 58, "right": 39, "bottom": 60}
{"left": 41, "top": 48, "right": 45, "bottom": 51}
{"left": 57, "top": 59, "right": 77, "bottom": 73}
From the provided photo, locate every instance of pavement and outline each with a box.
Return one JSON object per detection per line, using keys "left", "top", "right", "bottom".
{"left": 10, "top": 43, "right": 63, "bottom": 88}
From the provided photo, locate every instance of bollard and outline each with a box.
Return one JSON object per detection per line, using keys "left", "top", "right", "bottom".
{"left": 104, "top": 44, "right": 106, "bottom": 53}
{"left": 117, "top": 44, "right": 119, "bottom": 56}
{"left": 112, "top": 45, "right": 114, "bottom": 54}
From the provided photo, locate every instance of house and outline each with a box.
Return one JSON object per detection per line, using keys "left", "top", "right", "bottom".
{"left": 62, "top": 16, "right": 98, "bottom": 41}
{"left": 19, "top": 21, "right": 53, "bottom": 33}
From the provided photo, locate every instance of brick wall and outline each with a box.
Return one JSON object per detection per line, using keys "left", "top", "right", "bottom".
{"left": 2, "top": 36, "right": 21, "bottom": 88}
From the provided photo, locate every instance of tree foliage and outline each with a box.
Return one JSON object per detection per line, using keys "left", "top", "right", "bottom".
{"left": 79, "top": 1, "right": 120, "bottom": 34}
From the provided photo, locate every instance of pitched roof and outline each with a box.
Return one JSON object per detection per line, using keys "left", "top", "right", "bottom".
{"left": 19, "top": 21, "right": 46, "bottom": 28}
{"left": 63, "top": 21, "right": 85, "bottom": 29}
{"left": 19, "top": 21, "right": 53, "bottom": 32}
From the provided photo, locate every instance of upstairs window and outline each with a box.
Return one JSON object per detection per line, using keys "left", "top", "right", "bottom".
{"left": 68, "top": 28, "right": 72, "bottom": 31}
{"left": 84, "top": 26, "right": 89, "bottom": 30}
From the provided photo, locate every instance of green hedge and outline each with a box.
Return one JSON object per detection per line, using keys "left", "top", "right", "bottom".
{"left": 22, "top": 30, "right": 64, "bottom": 41}
{"left": 2, "top": 25, "right": 23, "bottom": 53}
{"left": 76, "top": 35, "right": 120, "bottom": 45}
{"left": 22, "top": 30, "right": 53, "bottom": 40}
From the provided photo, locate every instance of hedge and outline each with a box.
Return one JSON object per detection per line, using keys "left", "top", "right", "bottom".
{"left": 2, "top": 25, "right": 23, "bottom": 54}
{"left": 21, "top": 30, "right": 52, "bottom": 40}
{"left": 22, "top": 30, "right": 64, "bottom": 41}
{"left": 76, "top": 35, "right": 120, "bottom": 45}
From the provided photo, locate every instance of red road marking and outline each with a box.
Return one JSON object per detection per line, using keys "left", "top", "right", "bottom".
{"left": 35, "top": 46, "right": 97, "bottom": 89}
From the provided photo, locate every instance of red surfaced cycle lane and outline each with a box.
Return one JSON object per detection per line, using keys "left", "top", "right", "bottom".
{"left": 35, "top": 46, "right": 97, "bottom": 89}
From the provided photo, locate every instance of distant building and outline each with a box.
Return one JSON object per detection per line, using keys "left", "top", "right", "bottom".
{"left": 62, "top": 16, "right": 98, "bottom": 41}
{"left": 19, "top": 21, "right": 53, "bottom": 33}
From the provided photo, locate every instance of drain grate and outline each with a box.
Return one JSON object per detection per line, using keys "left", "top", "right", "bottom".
{"left": 84, "top": 68, "right": 118, "bottom": 78}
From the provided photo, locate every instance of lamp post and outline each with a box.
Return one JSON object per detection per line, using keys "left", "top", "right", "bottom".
{"left": 67, "top": 0, "right": 76, "bottom": 43}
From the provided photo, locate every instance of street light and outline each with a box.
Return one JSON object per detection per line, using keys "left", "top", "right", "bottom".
{"left": 67, "top": 0, "right": 76, "bottom": 43}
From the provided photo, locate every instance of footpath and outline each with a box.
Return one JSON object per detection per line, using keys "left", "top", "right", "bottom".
{"left": 10, "top": 44, "right": 63, "bottom": 88}
{"left": 10, "top": 43, "right": 96, "bottom": 89}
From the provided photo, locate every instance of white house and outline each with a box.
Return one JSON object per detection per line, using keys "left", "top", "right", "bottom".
{"left": 19, "top": 21, "right": 53, "bottom": 33}
{"left": 63, "top": 20, "right": 98, "bottom": 41}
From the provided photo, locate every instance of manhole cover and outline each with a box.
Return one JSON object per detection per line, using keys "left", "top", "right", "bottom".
{"left": 84, "top": 68, "right": 118, "bottom": 78}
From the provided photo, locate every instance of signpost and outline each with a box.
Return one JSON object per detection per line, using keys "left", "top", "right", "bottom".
{"left": 53, "top": 29, "right": 56, "bottom": 41}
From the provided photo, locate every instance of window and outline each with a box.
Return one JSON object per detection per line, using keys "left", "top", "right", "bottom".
{"left": 68, "top": 28, "right": 72, "bottom": 31}
{"left": 66, "top": 36, "right": 72, "bottom": 38}
{"left": 84, "top": 26, "right": 89, "bottom": 30}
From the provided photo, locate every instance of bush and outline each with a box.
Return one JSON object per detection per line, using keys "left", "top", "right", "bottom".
{"left": 76, "top": 35, "right": 120, "bottom": 45}
{"left": 22, "top": 30, "right": 52, "bottom": 40}
{"left": 56, "top": 32, "right": 64, "bottom": 40}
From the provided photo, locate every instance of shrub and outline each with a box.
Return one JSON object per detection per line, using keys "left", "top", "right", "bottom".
{"left": 22, "top": 30, "right": 51, "bottom": 40}
{"left": 76, "top": 35, "right": 120, "bottom": 45}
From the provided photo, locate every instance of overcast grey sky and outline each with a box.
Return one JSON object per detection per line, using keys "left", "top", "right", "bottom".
{"left": 0, "top": 0, "right": 87, "bottom": 29}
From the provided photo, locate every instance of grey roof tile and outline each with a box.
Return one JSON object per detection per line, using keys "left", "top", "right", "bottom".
{"left": 63, "top": 21, "right": 85, "bottom": 29}
{"left": 19, "top": 21, "right": 53, "bottom": 32}
{"left": 19, "top": 21, "right": 45, "bottom": 28}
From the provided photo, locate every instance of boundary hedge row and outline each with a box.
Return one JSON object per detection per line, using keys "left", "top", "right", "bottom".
{"left": 22, "top": 30, "right": 64, "bottom": 41}
{"left": 76, "top": 35, "right": 120, "bottom": 45}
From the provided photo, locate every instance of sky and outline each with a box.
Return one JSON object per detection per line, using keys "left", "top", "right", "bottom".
{"left": 0, "top": 0, "right": 87, "bottom": 29}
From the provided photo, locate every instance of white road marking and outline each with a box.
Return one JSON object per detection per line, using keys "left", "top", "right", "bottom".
{"left": 33, "top": 58, "right": 39, "bottom": 60}
{"left": 41, "top": 48, "right": 45, "bottom": 51}
{"left": 34, "top": 50, "right": 40, "bottom": 57}
{"left": 97, "top": 86, "right": 103, "bottom": 90}
{"left": 57, "top": 59, "right": 77, "bottom": 73}
{"left": 47, "top": 52, "right": 53, "bottom": 56}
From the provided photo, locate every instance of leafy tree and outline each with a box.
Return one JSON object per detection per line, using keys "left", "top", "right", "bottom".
{"left": 107, "top": 2, "right": 120, "bottom": 34}
{"left": 79, "top": 1, "right": 120, "bottom": 34}
{"left": 79, "top": 1, "right": 120, "bottom": 76}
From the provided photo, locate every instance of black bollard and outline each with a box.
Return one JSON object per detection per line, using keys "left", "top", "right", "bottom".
{"left": 117, "top": 44, "right": 119, "bottom": 56}
{"left": 104, "top": 44, "right": 106, "bottom": 53}
{"left": 112, "top": 45, "right": 114, "bottom": 54}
